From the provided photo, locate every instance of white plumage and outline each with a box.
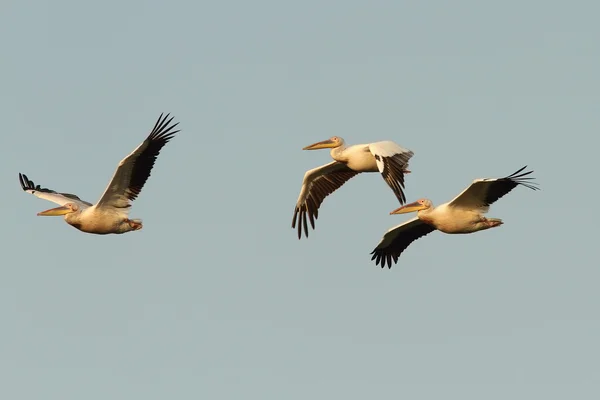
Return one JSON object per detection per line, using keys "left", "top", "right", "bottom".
{"left": 371, "top": 166, "right": 539, "bottom": 268}
{"left": 292, "top": 136, "right": 414, "bottom": 239}
{"left": 19, "top": 113, "right": 179, "bottom": 235}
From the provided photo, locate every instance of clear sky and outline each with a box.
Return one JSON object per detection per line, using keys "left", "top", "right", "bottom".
{"left": 1, "top": 0, "right": 598, "bottom": 398}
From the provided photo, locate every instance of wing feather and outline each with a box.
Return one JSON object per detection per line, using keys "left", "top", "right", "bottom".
{"left": 368, "top": 141, "right": 414, "bottom": 204}
{"left": 292, "top": 161, "right": 359, "bottom": 239}
{"left": 370, "top": 217, "right": 436, "bottom": 268}
{"left": 96, "top": 113, "right": 179, "bottom": 209}
{"left": 18, "top": 173, "right": 92, "bottom": 207}
{"left": 448, "top": 166, "right": 539, "bottom": 211}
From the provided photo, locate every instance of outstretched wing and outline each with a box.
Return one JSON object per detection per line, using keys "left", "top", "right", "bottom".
{"left": 368, "top": 141, "right": 414, "bottom": 205}
{"left": 448, "top": 166, "right": 539, "bottom": 212}
{"left": 292, "top": 161, "right": 360, "bottom": 239}
{"left": 96, "top": 113, "right": 180, "bottom": 210}
{"left": 370, "top": 217, "right": 436, "bottom": 269}
{"left": 19, "top": 173, "right": 93, "bottom": 207}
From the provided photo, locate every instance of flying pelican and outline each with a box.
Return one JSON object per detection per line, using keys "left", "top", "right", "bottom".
{"left": 18, "top": 113, "right": 179, "bottom": 234}
{"left": 371, "top": 166, "right": 539, "bottom": 268}
{"left": 293, "top": 136, "right": 414, "bottom": 239}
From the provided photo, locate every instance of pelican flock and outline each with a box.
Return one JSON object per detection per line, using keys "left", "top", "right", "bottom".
{"left": 19, "top": 113, "right": 179, "bottom": 234}
{"left": 292, "top": 136, "right": 414, "bottom": 239}
{"left": 370, "top": 166, "right": 539, "bottom": 268}
{"left": 17, "top": 111, "right": 539, "bottom": 270}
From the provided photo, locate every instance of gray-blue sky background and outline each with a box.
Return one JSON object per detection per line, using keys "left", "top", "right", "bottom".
{"left": 1, "top": 1, "right": 598, "bottom": 398}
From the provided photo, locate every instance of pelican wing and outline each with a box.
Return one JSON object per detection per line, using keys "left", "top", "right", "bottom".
{"left": 370, "top": 217, "right": 436, "bottom": 268}
{"left": 448, "top": 166, "right": 539, "bottom": 212}
{"left": 19, "top": 173, "right": 93, "bottom": 207}
{"left": 96, "top": 113, "right": 179, "bottom": 210}
{"left": 292, "top": 161, "right": 359, "bottom": 239}
{"left": 368, "top": 141, "right": 414, "bottom": 204}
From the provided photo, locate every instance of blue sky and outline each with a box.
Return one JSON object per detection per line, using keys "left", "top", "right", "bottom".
{"left": 1, "top": 1, "right": 598, "bottom": 398}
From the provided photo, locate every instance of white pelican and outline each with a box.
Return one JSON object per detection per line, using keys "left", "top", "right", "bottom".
{"left": 293, "top": 136, "right": 414, "bottom": 239}
{"left": 18, "top": 113, "right": 179, "bottom": 235}
{"left": 371, "top": 166, "right": 539, "bottom": 268}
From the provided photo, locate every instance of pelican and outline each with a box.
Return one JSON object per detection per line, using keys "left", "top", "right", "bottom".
{"left": 293, "top": 136, "right": 414, "bottom": 239}
{"left": 18, "top": 113, "right": 179, "bottom": 234}
{"left": 371, "top": 166, "right": 539, "bottom": 268}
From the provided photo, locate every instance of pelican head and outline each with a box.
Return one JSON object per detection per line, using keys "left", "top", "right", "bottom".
{"left": 37, "top": 203, "right": 79, "bottom": 217}
{"left": 390, "top": 198, "right": 432, "bottom": 215}
{"left": 303, "top": 136, "right": 345, "bottom": 150}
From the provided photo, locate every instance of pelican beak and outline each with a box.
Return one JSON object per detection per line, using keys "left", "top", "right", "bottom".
{"left": 303, "top": 139, "right": 337, "bottom": 150}
{"left": 389, "top": 201, "right": 427, "bottom": 215}
{"left": 37, "top": 205, "right": 73, "bottom": 216}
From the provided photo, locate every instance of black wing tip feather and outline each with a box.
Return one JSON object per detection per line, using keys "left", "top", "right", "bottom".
{"left": 291, "top": 169, "right": 359, "bottom": 240}
{"left": 292, "top": 204, "right": 318, "bottom": 240}
{"left": 18, "top": 172, "right": 48, "bottom": 193}
{"left": 505, "top": 165, "right": 540, "bottom": 191}
{"left": 381, "top": 155, "right": 410, "bottom": 205}
{"left": 125, "top": 113, "right": 181, "bottom": 199}
{"left": 149, "top": 113, "right": 180, "bottom": 142}
{"left": 18, "top": 172, "right": 30, "bottom": 191}
{"left": 369, "top": 222, "right": 436, "bottom": 269}
{"left": 476, "top": 165, "right": 539, "bottom": 209}
{"left": 19, "top": 173, "right": 86, "bottom": 203}
{"left": 370, "top": 249, "right": 396, "bottom": 269}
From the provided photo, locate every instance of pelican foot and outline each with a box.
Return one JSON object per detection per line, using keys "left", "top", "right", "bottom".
{"left": 126, "top": 219, "right": 143, "bottom": 230}
{"left": 483, "top": 217, "right": 503, "bottom": 228}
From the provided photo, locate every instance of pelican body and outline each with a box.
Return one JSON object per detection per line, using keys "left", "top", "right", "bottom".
{"left": 371, "top": 166, "right": 539, "bottom": 268}
{"left": 403, "top": 200, "right": 504, "bottom": 234}
{"left": 293, "top": 136, "right": 414, "bottom": 239}
{"left": 31, "top": 200, "right": 143, "bottom": 235}
{"left": 321, "top": 139, "right": 387, "bottom": 172}
{"left": 19, "top": 113, "right": 180, "bottom": 235}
